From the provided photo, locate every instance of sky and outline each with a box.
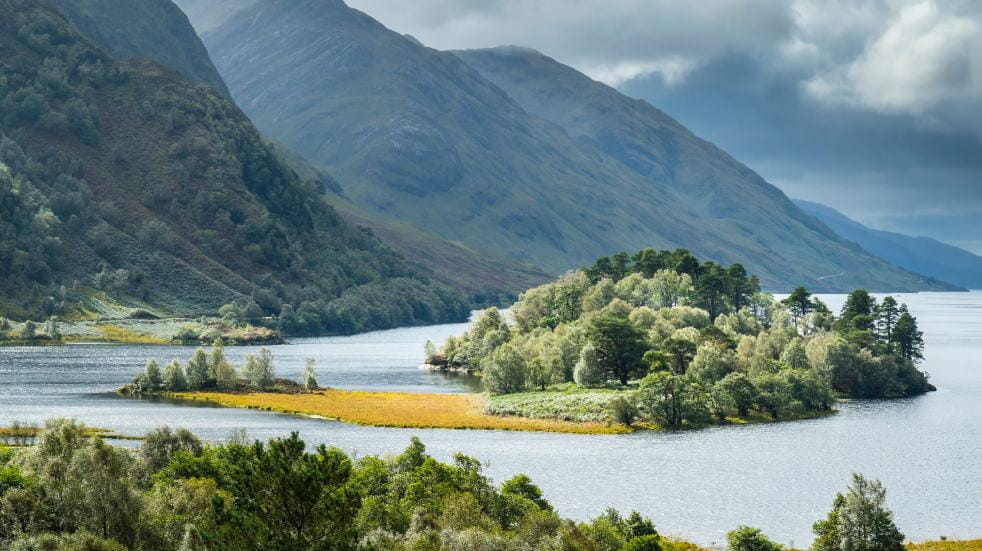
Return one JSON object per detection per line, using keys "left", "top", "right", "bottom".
{"left": 346, "top": 0, "right": 982, "bottom": 253}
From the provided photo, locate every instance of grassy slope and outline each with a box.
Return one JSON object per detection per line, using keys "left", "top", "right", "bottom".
{"left": 193, "top": 0, "right": 952, "bottom": 292}
{"left": 0, "top": 1, "right": 467, "bottom": 331}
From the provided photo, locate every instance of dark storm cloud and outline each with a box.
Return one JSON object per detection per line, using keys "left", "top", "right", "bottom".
{"left": 347, "top": 0, "right": 982, "bottom": 252}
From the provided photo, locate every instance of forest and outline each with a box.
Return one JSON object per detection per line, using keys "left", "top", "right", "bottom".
{"left": 433, "top": 249, "right": 930, "bottom": 428}
{"left": 0, "top": 419, "right": 910, "bottom": 551}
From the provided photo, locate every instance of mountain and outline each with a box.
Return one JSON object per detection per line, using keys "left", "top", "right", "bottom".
{"left": 187, "top": 0, "right": 952, "bottom": 292}
{"left": 41, "top": 0, "right": 230, "bottom": 96}
{"left": 795, "top": 200, "right": 982, "bottom": 290}
{"left": 45, "top": 0, "right": 547, "bottom": 304}
{"left": 0, "top": 0, "right": 468, "bottom": 333}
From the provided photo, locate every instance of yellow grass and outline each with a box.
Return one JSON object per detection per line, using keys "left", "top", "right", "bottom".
{"left": 93, "top": 324, "right": 169, "bottom": 344}
{"left": 167, "top": 389, "right": 630, "bottom": 434}
{"left": 908, "top": 540, "right": 982, "bottom": 551}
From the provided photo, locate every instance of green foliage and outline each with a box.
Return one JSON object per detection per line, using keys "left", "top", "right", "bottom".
{"left": 243, "top": 348, "right": 275, "bottom": 390}
{"left": 812, "top": 474, "right": 905, "bottom": 551}
{"left": 727, "top": 526, "right": 783, "bottom": 551}
{"left": 481, "top": 343, "right": 528, "bottom": 395}
{"left": 443, "top": 251, "right": 930, "bottom": 430}
{"left": 588, "top": 314, "right": 650, "bottom": 385}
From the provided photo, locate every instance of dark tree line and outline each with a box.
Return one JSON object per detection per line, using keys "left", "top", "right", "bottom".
{"left": 586, "top": 248, "right": 761, "bottom": 321}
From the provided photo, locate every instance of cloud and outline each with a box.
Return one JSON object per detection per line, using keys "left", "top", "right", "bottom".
{"left": 346, "top": 0, "right": 791, "bottom": 85}
{"left": 804, "top": 1, "right": 982, "bottom": 118}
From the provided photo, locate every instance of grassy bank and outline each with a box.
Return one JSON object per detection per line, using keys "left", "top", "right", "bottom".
{"left": 166, "top": 389, "right": 629, "bottom": 434}
{"left": 1, "top": 318, "right": 281, "bottom": 346}
{"left": 485, "top": 386, "right": 836, "bottom": 427}
{"left": 908, "top": 540, "right": 982, "bottom": 550}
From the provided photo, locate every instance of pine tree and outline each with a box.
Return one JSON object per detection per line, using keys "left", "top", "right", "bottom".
{"left": 893, "top": 305, "right": 924, "bottom": 362}
{"left": 876, "top": 296, "right": 900, "bottom": 351}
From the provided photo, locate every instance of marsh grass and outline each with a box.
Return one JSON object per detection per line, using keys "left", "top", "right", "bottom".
{"left": 166, "top": 389, "right": 629, "bottom": 434}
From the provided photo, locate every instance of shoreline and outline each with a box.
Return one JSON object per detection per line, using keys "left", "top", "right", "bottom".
{"left": 152, "top": 388, "right": 836, "bottom": 435}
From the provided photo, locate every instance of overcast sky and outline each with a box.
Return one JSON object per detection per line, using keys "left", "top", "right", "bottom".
{"left": 347, "top": 0, "right": 982, "bottom": 253}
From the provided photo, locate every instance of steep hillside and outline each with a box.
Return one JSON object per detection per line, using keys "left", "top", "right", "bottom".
{"left": 0, "top": 0, "right": 468, "bottom": 333}
{"left": 270, "top": 141, "right": 552, "bottom": 301}
{"left": 42, "top": 0, "right": 230, "bottom": 96}
{"left": 194, "top": 0, "right": 950, "bottom": 292}
{"left": 453, "top": 47, "right": 961, "bottom": 293}
{"left": 796, "top": 200, "right": 982, "bottom": 290}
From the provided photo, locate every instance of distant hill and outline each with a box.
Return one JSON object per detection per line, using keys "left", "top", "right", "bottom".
{"left": 42, "top": 0, "right": 230, "bottom": 97}
{"left": 795, "top": 200, "right": 982, "bottom": 290}
{"left": 187, "top": 0, "right": 952, "bottom": 292}
{"left": 0, "top": 0, "right": 468, "bottom": 333}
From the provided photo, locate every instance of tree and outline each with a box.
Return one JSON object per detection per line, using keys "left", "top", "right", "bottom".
{"left": 163, "top": 359, "right": 187, "bottom": 391}
{"left": 232, "top": 433, "right": 360, "bottom": 549}
{"left": 663, "top": 338, "right": 696, "bottom": 375}
{"left": 726, "top": 263, "right": 758, "bottom": 313}
{"left": 137, "top": 426, "right": 203, "bottom": 478}
{"left": 780, "top": 340, "right": 809, "bottom": 370}
{"left": 303, "top": 358, "right": 319, "bottom": 391}
{"left": 695, "top": 262, "right": 728, "bottom": 321}
{"left": 243, "top": 348, "right": 275, "bottom": 389}
{"left": 501, "top": 474, "right": 551, "bottom": 511}
{"left": 21, "top": 320, "right": 36, "bottom": 339}
{"left": 141, "top": 360, "right": 162, "bottom": 391}
{"left": 214, "top": 358, "right": 238, "bottom": 390}
{"left": 637, "top": 372, "right": 709, "bottom": 428}
{"left": 783, "top": 286, "right": 812, "bottom": 324}
{"left": 65, "top": 438, "right": 141, "bottom": 545}
{"left": 574, "top": 342, "right": 604, "bottom": 387}
{"left": 209, "top": 338, "right": 228, "bottom": 380}
{"left": 727, "top": 526, "right": 782, "bottom": 551}
{"left": 609, "top": 397, "right": 639, "bottom": 426}
{"left": 876, "top": 297, "right": 900, "bottom": 350}
{"left": 482, "top": 343, "right": 528, "bottom": 394}
{"left": 587, "top": 315, "right": 649, "bottom": 385}
{"left": 837, "top": 290, "right": 877, "bottom": 348}
{"left": 893, "top": 305, "right": 924, "bottom": 362}
{"left": 812, "top": 474, "right": 904, "bottom": 551}
{"left": 752, "top": 373, "right": 793, "bottom": 419}
{"left": 185, "top": 348, "right": 210, "bottom": 390}
{"left": 716, "top": 372, "right": 757, "bottom": 417}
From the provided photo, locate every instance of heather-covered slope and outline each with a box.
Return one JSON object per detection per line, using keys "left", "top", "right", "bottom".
{"left": 796, "top": 200, "right": 982, "bottom": 290}
{"left": 42, "top": 0, "right": 230, "bottom": 96}
{"left": 0, "top": 0, "right": 468, "bottom": 333}
{"left": 193, "top": 0, "right": 951, "bottom": 292}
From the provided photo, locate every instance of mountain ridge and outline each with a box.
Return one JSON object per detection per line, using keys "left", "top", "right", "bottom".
{"left": 795, "top": 199, "right": 982, "bottom": 290}
{"left": 189, "top": 0, "right": 953, "bottom": 292}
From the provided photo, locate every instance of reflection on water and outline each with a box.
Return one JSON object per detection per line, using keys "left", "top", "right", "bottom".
{"left": 2, "top": 294, "right": 981, "bottom": 545}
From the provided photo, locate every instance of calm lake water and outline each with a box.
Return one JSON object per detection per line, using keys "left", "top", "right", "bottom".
{"left": 1, "top": 292, "right": 981, "bottom": 545}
